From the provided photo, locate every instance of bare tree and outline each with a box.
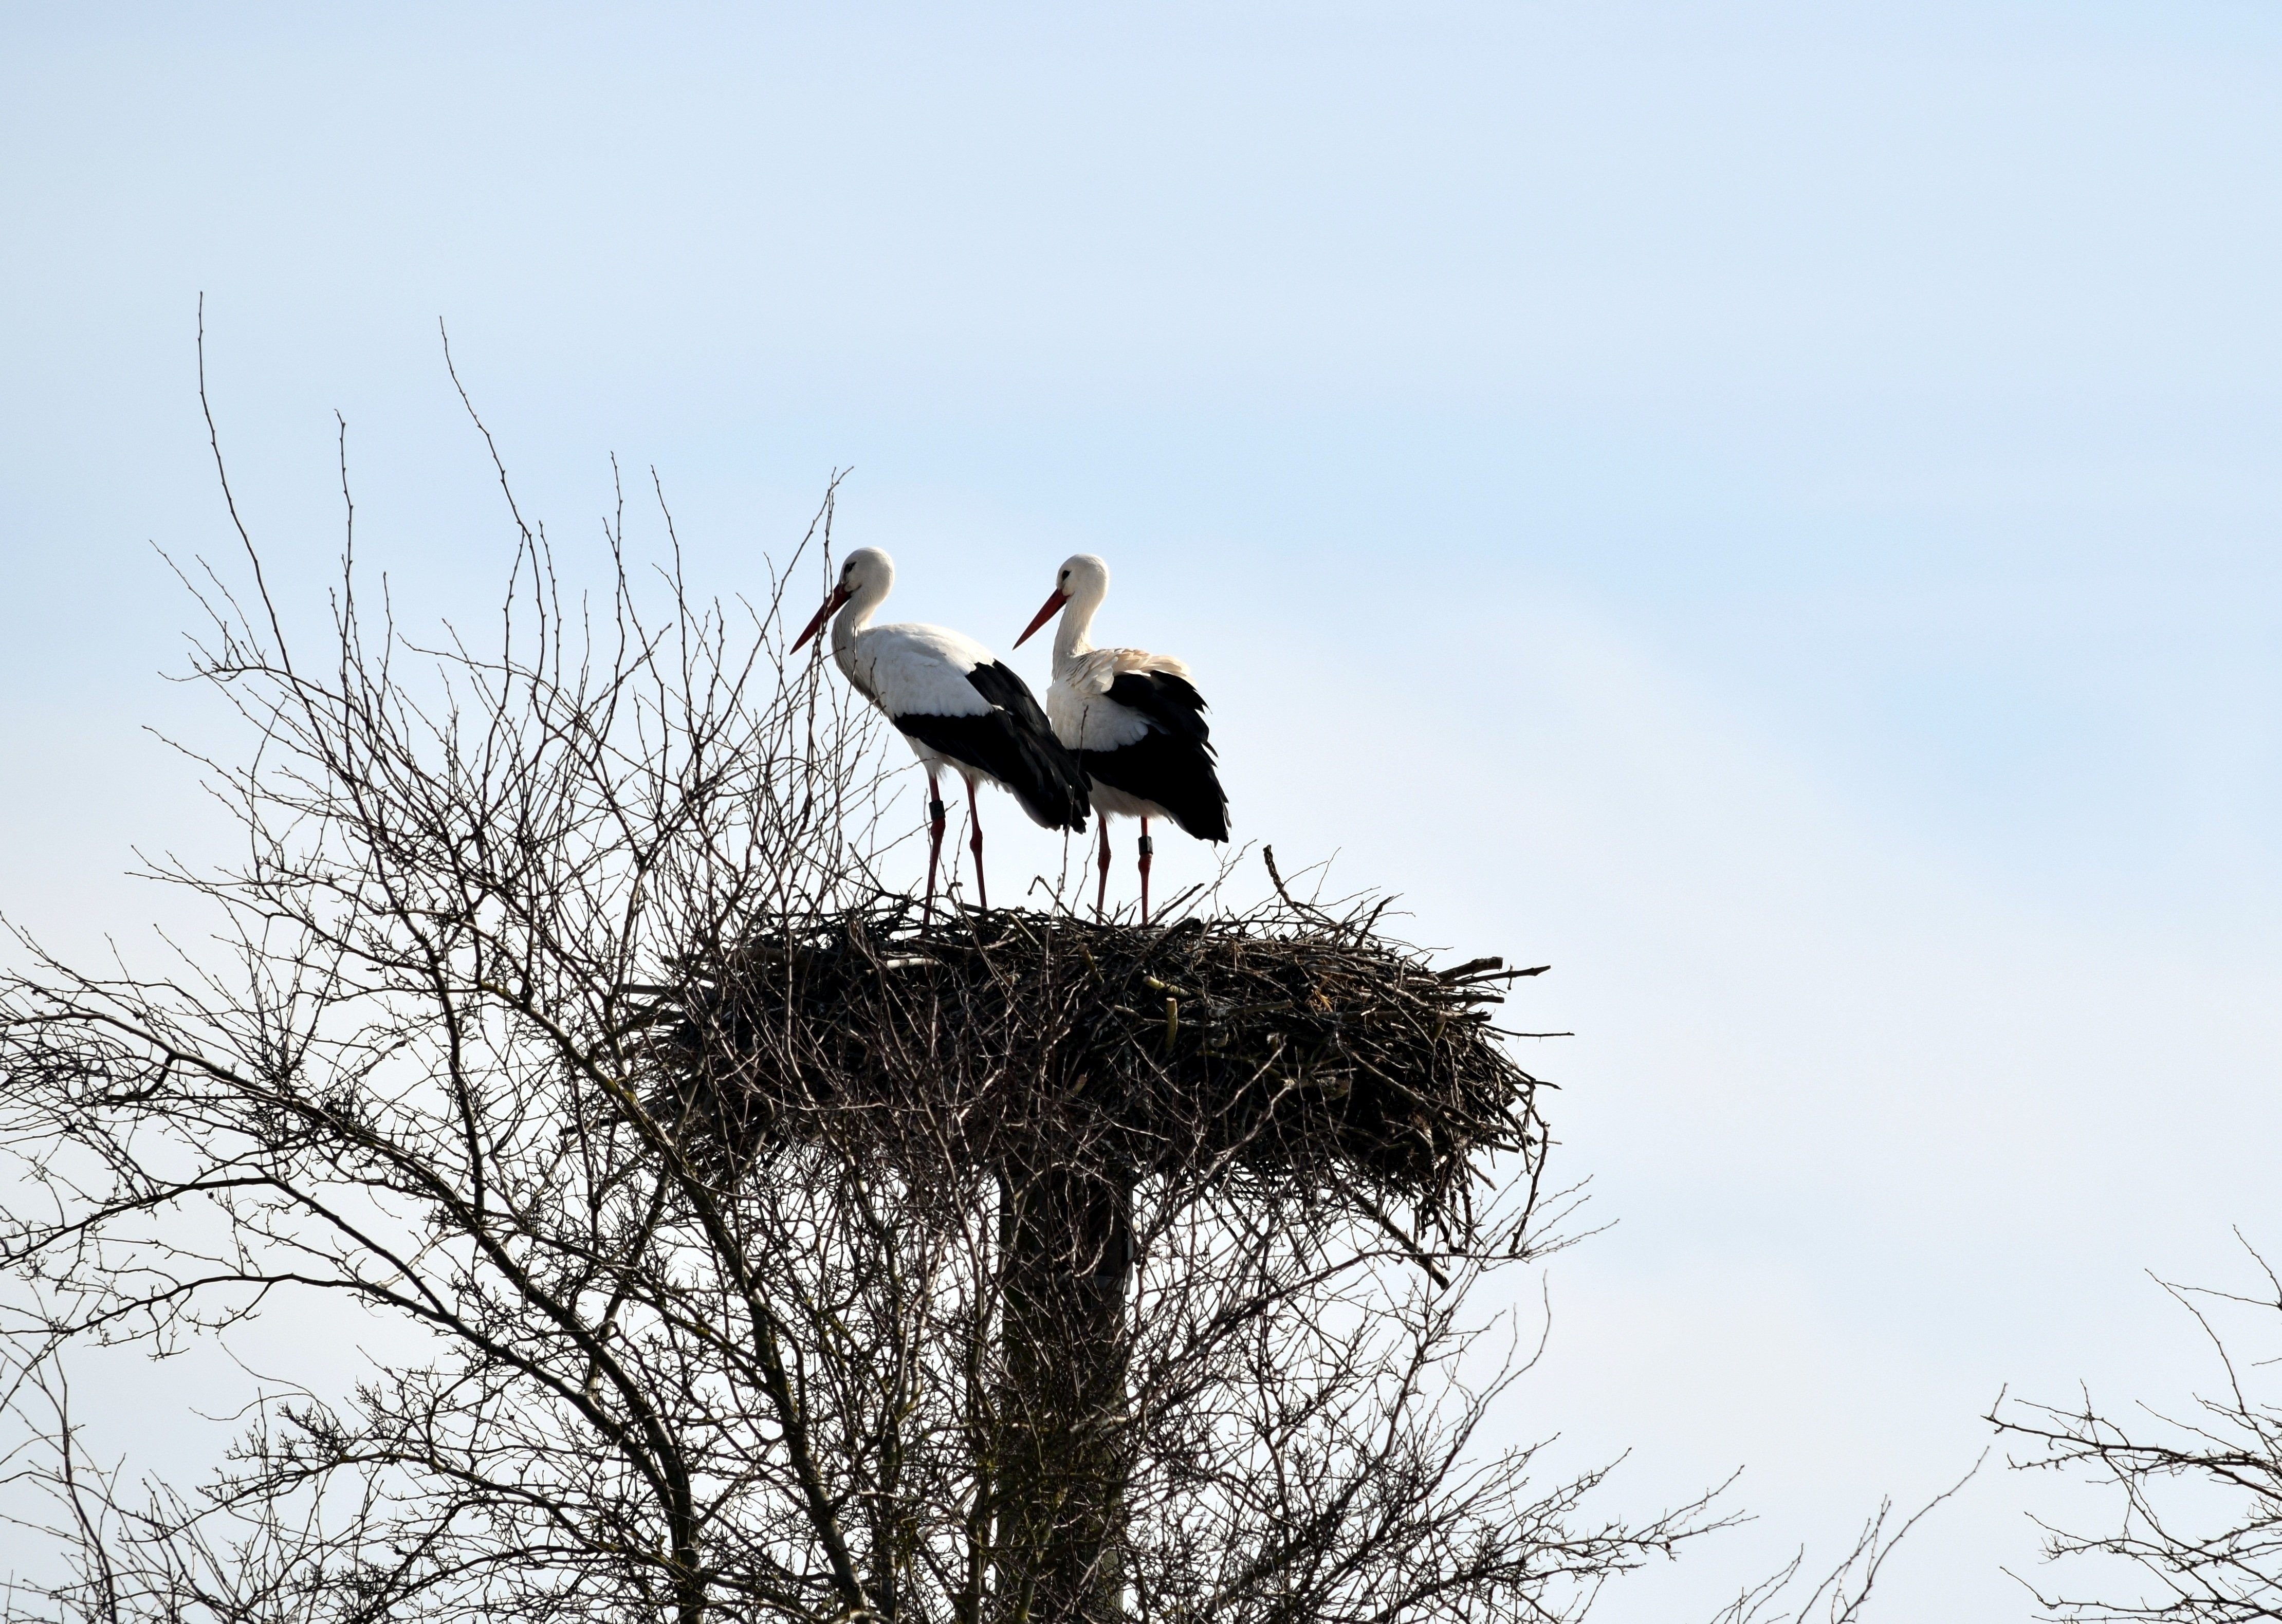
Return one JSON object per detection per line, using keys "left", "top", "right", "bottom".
{"left": 0, "top": 351, "right": 1727, "bottom": 1623}
{"left": 1995, "top": 1237, "right": 2282, "bottom": 1621}
{"left": 1702, "top": 1462, "right": 1983, "bottom": 1624}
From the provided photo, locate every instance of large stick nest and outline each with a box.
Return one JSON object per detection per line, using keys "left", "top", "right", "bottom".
{"left": 642, "top": 898, "right": 1550, "bottom": 1233}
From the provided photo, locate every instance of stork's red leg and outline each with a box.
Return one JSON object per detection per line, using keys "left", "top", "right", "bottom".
{"left": 1096, "top": 820, "right": 1113, "bottom": 917}
{"left": 924, "top": 770, "right": 947, "bottom": 926}
{"left": 1137, "top": 816, "right": 1154, "bottom": 926}
{"left": 967, "top": 776, "right": 988, "bottom": 913}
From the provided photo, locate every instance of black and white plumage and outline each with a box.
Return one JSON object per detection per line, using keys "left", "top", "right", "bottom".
{"left": 1015, "top": 553, "right": 1229, "bottom": 922}
{"left": 795, "top": 547, "right": 1088, "bottom": 919}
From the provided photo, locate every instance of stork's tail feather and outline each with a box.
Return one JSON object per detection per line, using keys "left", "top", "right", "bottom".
{"left": 1018, "top": 743, "right": 1095, "bottom": 830}
{"left": 1080, "top": 730, "right": 1228, "bottom": 844}
{"left": 892, "top": 709, "right": 1090, "bottom": 834}
{"left": 1010, "top": 732, "right": 1093, "bottom": 833}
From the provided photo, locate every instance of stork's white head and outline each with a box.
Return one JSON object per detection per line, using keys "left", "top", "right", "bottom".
{"left": 1015, "top": 553, "right": 1110, "bottom": 648}
{"left": 792, "top": 547, "right": 894, "bottom": 652}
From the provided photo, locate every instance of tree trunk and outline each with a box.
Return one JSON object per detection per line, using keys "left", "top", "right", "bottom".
{"left": 995, "top": 1164, "right": 1132, "bottom": 1621}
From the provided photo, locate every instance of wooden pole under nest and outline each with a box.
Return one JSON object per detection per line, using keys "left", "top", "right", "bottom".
{"left": 996, "top": 1162, "right": 1134, "bottom": 1622}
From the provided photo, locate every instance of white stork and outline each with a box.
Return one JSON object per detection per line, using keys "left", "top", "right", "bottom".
{"left": 1015, "top": 553, "right": 1229, "bottom": 923}
{"left": 794, "top": 547, "right": 1090, "bottom": 920}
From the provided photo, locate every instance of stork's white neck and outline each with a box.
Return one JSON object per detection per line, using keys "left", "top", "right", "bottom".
{"left": 830, "top": 573, "right": 890, "bottom": 669}
{"left": 1053, "top": 581, "right": 1106, "bottom": 669}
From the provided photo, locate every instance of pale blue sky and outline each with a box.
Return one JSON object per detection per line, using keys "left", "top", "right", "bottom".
{"left": 5, "top": 5, "right": 2281, "bottom": 1615}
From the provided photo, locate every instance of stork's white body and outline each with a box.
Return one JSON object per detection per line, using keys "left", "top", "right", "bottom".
{"left": 836, "top": 619, "right": 1034, "bottom": 806}
{"left": 1045, "top": 645, "right": 1203, "bottom": 824}
{"left": 834, "top": 617, "right": 998, "bottom": 720}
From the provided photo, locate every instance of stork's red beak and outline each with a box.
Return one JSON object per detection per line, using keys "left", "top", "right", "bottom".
{"left": 792, "top": 584, "right": 852, "bottom": 653}
{"left": 1014, "top": 588, "right": 1069, "bottom": 649}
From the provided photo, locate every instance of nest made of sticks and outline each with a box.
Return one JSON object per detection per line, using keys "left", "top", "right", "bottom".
{"left": 641, "top": 899, "right": 1550, "bottom": 1232}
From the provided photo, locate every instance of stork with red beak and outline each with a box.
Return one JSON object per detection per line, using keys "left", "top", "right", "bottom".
{"left": 1016, "top": 553, "right": 1228, "bottom": 923}
{"left": 794, "top": 547, "right": 1089, "bottom": 920}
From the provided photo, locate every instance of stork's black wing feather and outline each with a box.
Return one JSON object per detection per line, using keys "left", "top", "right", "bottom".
{"left": 965, "top": 660, "right": 1061, "bottom": 740}
{"left": 1104, "top": 670, "right": 1211, "bottom": 742}
{"left": 891, "top": 661, "right": 1090, "bottom": 832}
{"left": 1081, "top": 669, "right": 1229, "bottom": 842}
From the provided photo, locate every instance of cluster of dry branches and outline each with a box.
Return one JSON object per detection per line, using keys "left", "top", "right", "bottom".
{"left": 655, "top": 901, "right": 1551, "bottom": 1231}
{"left": 0, "top": 368, "right": 1740, "bottom": 1622}
{"left": 1994, "top": 1239, "right": 2282, "bottom": 1621}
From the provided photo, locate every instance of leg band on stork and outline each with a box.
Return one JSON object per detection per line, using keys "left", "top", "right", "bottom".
{"left": 1137, "top": 819, "right": 1154, "bottom": 926}
{"left": 924, "top": 781, "right": 949, "bottom": 925}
